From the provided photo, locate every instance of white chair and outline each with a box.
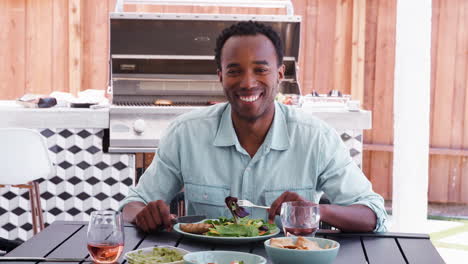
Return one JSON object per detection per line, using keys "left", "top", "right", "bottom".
{"left": 0, "top": 128, "right": 55, "bottom": 234}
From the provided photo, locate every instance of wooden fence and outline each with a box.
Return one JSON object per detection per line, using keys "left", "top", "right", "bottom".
{"left": 0, "top": 0, "right": 467, "bottom": 204}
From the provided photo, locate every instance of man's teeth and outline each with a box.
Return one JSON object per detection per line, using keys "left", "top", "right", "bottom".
{"left": 239, "top": 95, "right": 260, "bottom": 102}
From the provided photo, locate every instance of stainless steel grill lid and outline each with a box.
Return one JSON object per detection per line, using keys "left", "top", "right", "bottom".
{"left": 109, "top": 13, "right": 302, "bottom": 101}
{"left": 110, "top": 14, "right": 300, "bottom": 58}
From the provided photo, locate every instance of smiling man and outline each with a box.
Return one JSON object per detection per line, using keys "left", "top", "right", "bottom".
{"left": 121, "top": 21, "right": 387, "bottom": 233}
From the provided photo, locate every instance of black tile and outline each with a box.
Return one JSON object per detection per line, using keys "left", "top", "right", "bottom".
{"left": 77, "top": 161, "right": 91, "bottom": 170}
{"left": 67, "top": 208, "right": 80, "bottom": 216}
{"left": 95, "top": 162, "right": 109, "bottom": 170}
{"left": 113, "top": 161, "right": 126, "bottom": 171}
{"left": 0, "top": 207, "right": 7, "bottom": 216}
{"left": 95, "top": 130, "right": 104, "bottom": 138}
{"left": 104, "top": 177, "right": 118, "bottom": 186}
{"left": 77, "top": 192, "right": 90, "bottom": 201}
{"left": 21, "top": 192, "right": 29, "bottom": 200}
{"left": 122, "top": 177, "right": 133, "bottom": 186}
{"left": 350, "top": 149, "right": 360, "bottom": 157}
{"left": 86, "top": 176, "right": 100, "bottom": 185}
{"left": 68, "top": 176, "right": 81, "bottom": 185}
{"left": 340, "top": 133, "right": 351, "bottom": 142}
{"left": 49, "top": 145, "right": 64, "bottom": 154}
{"left": 12, "top": 207, "right": 26, "bottom": 216}
{"left": 58, "top": 161, "right": 72, "bottom": 170}
{"left": 58, "top": 192, "right": 72, "bottom": 200}
{"left": 112, "top": 193, "right": 125, "bottom": 201}
{"left": 68, "top": 145, "right": 82, "bottom": 154}
{"left": 40, "top": 191, "right": 54, "bottom": 200}
{"left": 77, "top": 130, "right": 92, "bottom": 139}
{"left": 86, "top": 146, "right": 100, "bottom": 154}
{"left": 49, "top": 207, "right": 63, "bottom": 216}
{"left": 20, "top": 223, "right": 32, "bottom": 231}
{"left": 2, "top": 223, "right": 15, "bottom": 232}
{"left": 355, "top": 134, "right": 362, "bottom": 142}
{"left": 85, "top": 208, "right": 96, "bottom": 215}
{"left": 40, "top": 129, "right": 55, "bottom": 138}
{"left": 58, "top": 129, "right": 73, "bottom": 138}
{"left": 49, "top": 176, "right": 64, "bottom": 184}
{"left": 35, "top": 178, "right": 45, "bottom": 184}
{"left": 3, "top": 191, "right": 16, "bottom": 200}
{"left": 95, "top": 192, "right": 108, "bottom": 201}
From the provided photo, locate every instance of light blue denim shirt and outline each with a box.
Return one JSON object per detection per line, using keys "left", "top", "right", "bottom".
{"left": 120, "top": 102, "right": 387, "bottom": 232}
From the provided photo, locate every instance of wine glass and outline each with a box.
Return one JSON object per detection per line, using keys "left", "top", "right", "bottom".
{"left": 87, "top": 210, "right": 125, "bottom": 264}
{"left": 280, "top": 201, "right": 320, "bottom": 237}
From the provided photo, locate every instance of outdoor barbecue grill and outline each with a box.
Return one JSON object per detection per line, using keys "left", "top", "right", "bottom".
{"left": 108, "top": 1, "right": 301, "bottom": 153}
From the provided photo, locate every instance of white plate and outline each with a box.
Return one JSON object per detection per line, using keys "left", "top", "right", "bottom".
{"left": 124, "top": 246, "right": 189, "bottom": 264}
{"left": 173, "top": 220, "right": 280, "bottom": 244}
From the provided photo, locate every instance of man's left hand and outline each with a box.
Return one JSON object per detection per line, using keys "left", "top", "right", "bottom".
{"left": 267, "top": 191, "right": 313, "bottom": 223}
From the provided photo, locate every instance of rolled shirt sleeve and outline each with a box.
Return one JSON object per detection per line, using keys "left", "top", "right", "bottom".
{"left": 317, "top": 126, "right": 388, "bottom": 232}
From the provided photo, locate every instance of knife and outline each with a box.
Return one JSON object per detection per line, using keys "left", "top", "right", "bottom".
{"left": 173, "top": 215, "right": 206, "bottom": 224}
{"left": 0, "top": 257, "right": 92, "bottom": 262}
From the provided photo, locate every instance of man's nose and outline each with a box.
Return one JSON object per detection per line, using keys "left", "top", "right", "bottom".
{"left": 240, "top": 72, "right": 258, "bottom": 89}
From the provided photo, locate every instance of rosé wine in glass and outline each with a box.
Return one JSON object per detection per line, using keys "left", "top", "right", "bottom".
{"left": 87, "top": 210, "right": 125, "bottom": 264}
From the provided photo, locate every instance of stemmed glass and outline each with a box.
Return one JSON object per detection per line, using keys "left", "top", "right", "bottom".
{"left": 87, "top": 210, "right": 125, "bottom": 264}
{"left": 280, "top": 201, "right": 320, "bottom": 237}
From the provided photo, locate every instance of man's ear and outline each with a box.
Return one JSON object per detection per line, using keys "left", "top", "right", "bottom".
{"left": 217, "top": 69, "right": 223, "bottom": 83}
{"left": 277, "top": 64, "right": 285, "bottom": 83}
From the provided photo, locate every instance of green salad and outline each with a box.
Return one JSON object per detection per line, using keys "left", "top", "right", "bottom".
{"left": 203, "top": 217, "right": 278, "bottom": 237}
{"left": 126, "top": 247, "right": 183, "bottom": 264}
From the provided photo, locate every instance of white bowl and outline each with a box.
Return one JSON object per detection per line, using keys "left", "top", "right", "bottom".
{"left": 124, "top": 246, "right": 190, "bottom": 264}
{"left": 183, "top": 251, "right": 267, "bottom": 264}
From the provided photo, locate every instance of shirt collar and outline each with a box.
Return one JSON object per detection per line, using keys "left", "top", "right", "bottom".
{"left": 213, "top": 102, "right": 290, "bottom": 151}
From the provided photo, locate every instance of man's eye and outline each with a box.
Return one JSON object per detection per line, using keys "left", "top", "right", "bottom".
{"left": 227, "top": 70, "right": 240, "bottom": 74}
{"left": 255, "top": 68, "right": 268, "bottom": 73}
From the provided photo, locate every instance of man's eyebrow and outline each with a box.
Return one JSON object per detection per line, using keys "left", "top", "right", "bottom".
{"left": 253, "top": 60, "right": 269, "bottom": 65}
{"left": 226, "top": 63, "right": 240, "bottom": 68}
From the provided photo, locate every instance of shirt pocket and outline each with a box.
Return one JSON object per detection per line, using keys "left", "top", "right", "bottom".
{"left": 184, "top": 183, "right": 230, "bottom": 218}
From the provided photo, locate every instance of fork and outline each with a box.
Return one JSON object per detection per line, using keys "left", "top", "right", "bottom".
{"left": 238, "top": 199, "right": 270, "bottom": 209}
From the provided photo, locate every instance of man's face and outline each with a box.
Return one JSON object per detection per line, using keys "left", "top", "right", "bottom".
{"left": 218, "top": 34, "right": 285, "bottom": 122}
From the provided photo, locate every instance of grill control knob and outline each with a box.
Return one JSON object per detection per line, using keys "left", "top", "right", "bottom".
{"left": 133, "top": 119, "right": 145, "bottom": 133}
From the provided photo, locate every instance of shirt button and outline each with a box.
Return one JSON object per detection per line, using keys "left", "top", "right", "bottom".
{"left": 203, "top": 193, "right": 208, "bottom": 200}
{"left": 246, "top": 167, "right": 251, "bottom": 171}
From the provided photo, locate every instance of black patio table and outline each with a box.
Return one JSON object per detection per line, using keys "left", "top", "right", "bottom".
{"left": 4, "top": 221, "right": 444, "bottom": 264}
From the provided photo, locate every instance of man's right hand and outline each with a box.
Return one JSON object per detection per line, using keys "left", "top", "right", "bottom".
{"left": 122, "top": 200, "right": 174, "bottom": 233}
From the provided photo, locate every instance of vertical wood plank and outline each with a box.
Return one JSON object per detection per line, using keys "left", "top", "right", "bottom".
{"left": 299, "top": 0, "right": 318, "bottom": 95}
{"left": 351, "top": 0, "right": 366, "bottom": 103}
{"left": 448, "top": 0, "right": 467, "bottom": 202}
{"left": 369, "top": 0, "right": 397, "bottom": 199}
{"left": 26, "top": 0, "right": 53, "bottom": 95}
{"left": 430, "top": 0, "right": 459, "bottom": 202}
{"left": 429, "top": 0, "right": 440, "bottom": 203}
{"left": 313, "top": 0, "right": 337, "bottom": 93}
{"left": 69, "top": 0, "right": 82, "bottom": 96}
{"left": 458, "top": 0, "right": 468, "bottom": 203}
{"left": 333, "top": 0, "right": 352, "bottom": 94}
{"left": 52, "top": 0, "right": 68, "bottom": 92}
{"left": 362, "top": 0, "right": 379, "bottom": 185}
{"left": 0, "top": 0, "right": 26, "bottom": 99}
{"left": 82, "top": 0, "right": 109, "bottom": 91}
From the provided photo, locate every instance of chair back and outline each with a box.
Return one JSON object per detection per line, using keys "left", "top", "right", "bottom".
{"left": 0, "top": 128, "right": 55, "bottom": 184}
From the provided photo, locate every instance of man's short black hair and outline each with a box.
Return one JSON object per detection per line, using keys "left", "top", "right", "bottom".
{"left": 215, "top": 21, "right": 284, "bottom": 70}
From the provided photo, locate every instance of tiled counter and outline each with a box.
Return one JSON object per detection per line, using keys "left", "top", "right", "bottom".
{"left": 0, "top": 101, "right": 134, "bottom": 241}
